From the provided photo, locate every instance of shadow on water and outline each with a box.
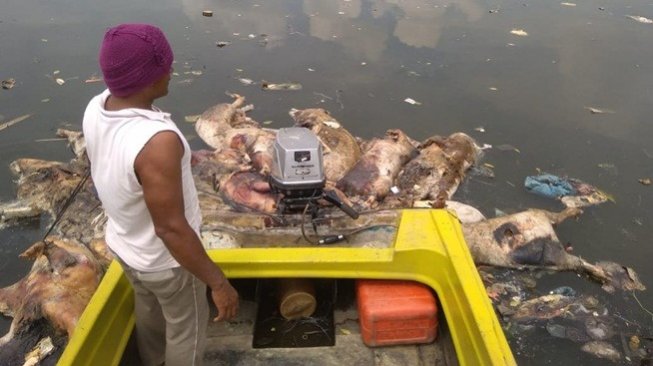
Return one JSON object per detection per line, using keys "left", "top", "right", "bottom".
{"left": 1, "top": 0, "right": 652, "bottom": 364}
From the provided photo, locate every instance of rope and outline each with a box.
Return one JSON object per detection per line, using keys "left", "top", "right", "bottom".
{"left": 42, "top": 169, "right": 90, "bottom": 242}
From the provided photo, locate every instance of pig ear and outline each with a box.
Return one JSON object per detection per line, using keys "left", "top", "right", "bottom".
{"left": 20, "top": 241, "right": 46, "bottom": 260}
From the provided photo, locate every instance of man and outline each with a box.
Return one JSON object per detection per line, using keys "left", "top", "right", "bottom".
{"left": 82, "top": 23, "right": 238, "bottom": 366}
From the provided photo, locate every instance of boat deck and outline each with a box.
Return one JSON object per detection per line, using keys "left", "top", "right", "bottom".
{"left": 121, "top": 279, "right": 458, "bottom": 366}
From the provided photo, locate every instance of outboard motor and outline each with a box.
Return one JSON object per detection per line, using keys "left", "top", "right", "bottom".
{"left": 269, "top": 127, "right": 358, "bottom": 220}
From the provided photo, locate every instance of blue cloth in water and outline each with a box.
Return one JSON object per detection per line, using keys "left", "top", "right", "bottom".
{"left": 524, "top": 174, "right": 577, "bottom": 198}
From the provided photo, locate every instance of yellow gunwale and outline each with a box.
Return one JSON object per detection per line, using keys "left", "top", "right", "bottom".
{"left": 58, "top": 209, "right": 516, "bottom": 366}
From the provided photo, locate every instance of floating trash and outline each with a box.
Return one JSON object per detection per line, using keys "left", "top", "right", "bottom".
{"left": 216, "top": 41, "right": 231, "bottom": 48}
{"left": 202, "top": 10, "right": 213, "bottom": 17}
{"left": 561, "top": 2, "right": 577, "bottom": 6}
{"left": 524, "top": 173, "right": 610, "bottom": 207}
{"left": 0, "top": 114, "right": 32, "bottom": 132}
{"left": 475, "top": 127, "right": 485, "bottom": 132}
{"left": 626, "top": 15, "right": 653, "bottom": 24}
{"left": 581, "top": 341, "right": 622, "bottom": 362}
{"left": 261, "top": 82, "right": 302, "bottom": 91}
{"left": 238, "top": 78, "right": 255, "bottom": 86}
{"left": 84, "top": 74, "right": 103, "bottom": 83}
{"left": 55, "top": 78, "right": 65, "bottom": 86}
{"left": 1, "top": 78, "right": 16, "bottom": 89}
{"left": 638, "top": 178, "right": 651, "bottom": 186}
{"left": 404, "top": 97, "right": 421, "bottom": 105}
{"left": 185, "top": 115, "right": 201, "bottom": 123}
{"left": 597, "top": 163, "right": 618, "bottom": 175}
{"left": 629, "top": 335, "right": 640, "bottom": 352}
{"left": 585, "top": 106, "right": 615, "bottom": 114}
{"left": 510, "top": 29, "right": 529, "bottom": 36}
{"left": 495, "top": 144, "right": 520, "bottom": 153}
{"left": 23, "top": 336, "right": 55, "bottom": 366}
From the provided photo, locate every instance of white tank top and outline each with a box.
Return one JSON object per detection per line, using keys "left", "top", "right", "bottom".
{"left": 83, "top": 89, "right": 202, "bottom": 272}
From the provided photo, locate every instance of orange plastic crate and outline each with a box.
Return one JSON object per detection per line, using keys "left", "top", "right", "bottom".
{"left": 356, "top": 279, "right": 438, "bottom": 347}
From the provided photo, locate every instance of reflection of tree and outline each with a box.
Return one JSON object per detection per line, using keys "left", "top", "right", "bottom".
{"left": 181, "top": 0, "right": 288, "bottom": 49}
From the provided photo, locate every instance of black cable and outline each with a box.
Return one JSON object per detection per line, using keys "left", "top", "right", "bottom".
{"left": 300, "top": 201, "right": 319, "bottom": 245}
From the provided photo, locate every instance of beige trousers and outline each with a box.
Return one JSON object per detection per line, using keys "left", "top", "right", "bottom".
{"left": 114, "top": 256, "right": 209, "bottom": 366}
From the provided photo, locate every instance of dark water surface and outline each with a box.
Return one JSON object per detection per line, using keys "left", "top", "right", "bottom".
{"left": 1, "top": 0, "right": 652, "bottom": 364}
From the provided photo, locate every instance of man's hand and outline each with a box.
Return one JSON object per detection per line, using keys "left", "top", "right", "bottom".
{"left": 211, "top": 281, "right": 239, "bottom": 321}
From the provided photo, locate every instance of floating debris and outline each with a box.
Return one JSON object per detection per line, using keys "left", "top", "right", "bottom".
{"left": 495, "top": 144, "right": 520, "bottom": 153}
{"left": 585, "top": 106, "right": 615, "bottom": 114}
{"left": 639, "top": 178, "right": 651, "bottom": 186}
{"left": 475, "top": 127, "right": 485, "bottom": 133}
{"left": 185, "top": 115, "right": 201, "bottom": 123}
{"left": 489, "top": 9, "right": 500, "bottom": 14}
{"left": 524, "top": 173, "right": 609, "bottom": 207}
{"left": 216, "top": 41, "right": 232, "bottom": 48}
{"left": 41, "top": 98, "right": 50, "bottom": 103}
{"left": 238, "top": 78, "right": 255, "bottom": 86}
{"left": 0, "top": 114, "right": 32, "bottom": 132}
{"left": 55, "top": 78, "right": 66, "bottom": 86}
{"left": 626, "top": 15, "right": 653, "bottom": 24}
{"left": 581, "top": 341, "right": 622, "bottom": 362}
{"left": 404, "top": 97, "right": 421, "bottom": 105}
{"left": 1, "top": 78, "right": 16, "bottom": 89}
{"left": 561, "top": 2, "right": 577, "bottom": 6}
{"left": 23, "top": 336, "right": 55, "bottom": 366}
{"left": 489, "top": 87, "right": 498, "bottom": 91}
{"left": 261, "top": 82, "right": 302, "bottom": 91}
{"left": 510, "top": 29, "right": 529, "bottom": 36}
{"left": 85, "top": 74, "right": 103, "bottom": 83}
{"left": 597, "top": 163, "right": 618, "bottom": 175}
{"left": 629, "top": 335, "right": 640, "bottom": 352}
{"left": 202, "top": 10, "right": 213, "bottom": 17}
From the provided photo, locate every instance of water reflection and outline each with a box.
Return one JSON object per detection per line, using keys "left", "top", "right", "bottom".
{"left": 1, "top": 0, "right": 653, "bottom": 365}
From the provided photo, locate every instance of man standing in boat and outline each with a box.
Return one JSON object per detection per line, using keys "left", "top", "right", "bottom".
{"left": 83, "top": 23, "right": 238, "bottom": 366}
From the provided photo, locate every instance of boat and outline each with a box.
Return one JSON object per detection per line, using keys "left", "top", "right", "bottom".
{"left": 57, "top": 209, "right": 516, "bottom": 365}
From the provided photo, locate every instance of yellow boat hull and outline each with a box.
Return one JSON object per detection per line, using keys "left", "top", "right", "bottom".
{"left": 58, "top": 209, "right": 515, "bottom": 366}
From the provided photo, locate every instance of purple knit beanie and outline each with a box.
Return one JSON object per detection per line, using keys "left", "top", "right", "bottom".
{"left": 99, "top": 24, "right": 174, "bottom": 97}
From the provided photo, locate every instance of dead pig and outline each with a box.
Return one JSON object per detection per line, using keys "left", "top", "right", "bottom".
{"left": 220, "top": 171, "right": 279, "bottom": 214}
{"left": 0, "top": 237, "right": 103, "bottom": 347}
{"left": 336, "top": 129, "right": 417, "bottom": 202}
{"left": 462, "top": 208, "right": 645, "bottom": 292}
{"left": 194, "top": 93, "right": 257, "bottom": 149}
{"left": 395, "top": 133, "right": 479, "bottom": 208}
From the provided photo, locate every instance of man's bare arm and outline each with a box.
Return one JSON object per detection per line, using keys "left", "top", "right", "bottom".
{"left": 134, "top": 131, "right": 238, "bottom": 320}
